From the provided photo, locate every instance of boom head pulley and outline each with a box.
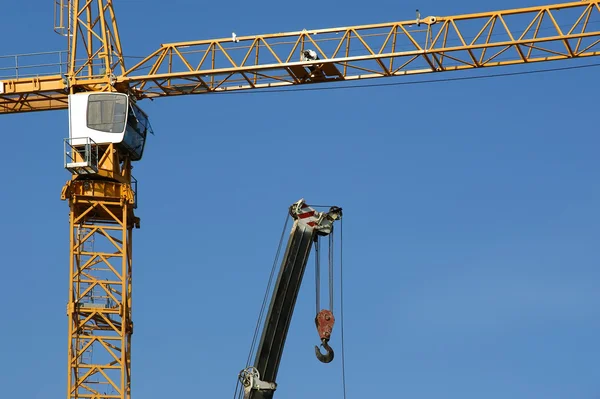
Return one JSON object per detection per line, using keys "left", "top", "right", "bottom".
{"left": 289, "top": 199, "right": 342, "bottom": 236}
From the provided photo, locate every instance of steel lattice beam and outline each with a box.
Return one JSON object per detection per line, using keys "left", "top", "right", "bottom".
{"left": 121, "top": 0, "right": 600, "bottom": 98}
{"left": 64, "top": 180, "right": 136, "bottom": 399}
{"left": 2, "top": 0, "right": 600, "bottom": 114}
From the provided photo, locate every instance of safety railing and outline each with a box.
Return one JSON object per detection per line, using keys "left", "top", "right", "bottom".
{"left": 131, "top": 175, "right": 138, "bottom": 209}
{"left": 64, "top": 137, "right": 99, "bottom": 175}
{"left": 0, "top": 50, "right": 68, "bottom": 80}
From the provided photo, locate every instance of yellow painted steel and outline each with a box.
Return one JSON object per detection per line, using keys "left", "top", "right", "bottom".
{"left": 62, "top": 146, "right": 138, "bottom": 399}
{"left": 122, "top": 0, "right": 600, "bottom": 98}
{"left": 1, "top": 2, "right": 599, "bottom": 399}
{"left": 67, "top": 0, "right": 126, "bottom": 88}
{"left": 2, "top": 0, "right": 600, "bottom": 113}
{"left": 55, "top": 1, "right": 135, "bottom": 395}
{"left": 63, "top": 196, "right": 134, "bottom": 399}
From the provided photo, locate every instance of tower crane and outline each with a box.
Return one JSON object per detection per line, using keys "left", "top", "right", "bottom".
{"left": 1, "top": 1, "right": 599, "bottom": 399}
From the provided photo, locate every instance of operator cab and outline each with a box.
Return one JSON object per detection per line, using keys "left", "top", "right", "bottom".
{"left": 68, "top": 92, "right": 153, "bottom": 161}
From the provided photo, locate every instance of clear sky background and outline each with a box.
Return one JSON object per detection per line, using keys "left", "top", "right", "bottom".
{"left": 1, "top": 0, "right": 599, "bottom": 398}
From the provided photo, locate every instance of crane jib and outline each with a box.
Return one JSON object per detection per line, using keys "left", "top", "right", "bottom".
{"left": 2, "top": 1, "right": 600, "bottom": 114}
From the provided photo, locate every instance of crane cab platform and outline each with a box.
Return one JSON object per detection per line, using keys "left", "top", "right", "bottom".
{"left": 65, "top": 92, "right": 153, "bottom": 174}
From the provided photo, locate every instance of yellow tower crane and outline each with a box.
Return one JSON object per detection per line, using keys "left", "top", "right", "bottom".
{"left": 1, "top": 1, "right": 599, "bottom": 398}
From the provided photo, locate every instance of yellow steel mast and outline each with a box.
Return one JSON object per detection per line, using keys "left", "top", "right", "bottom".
{"left": 1, "top": 1, "right": 600, "bottom": 399}
{"left": 61, "top": 168, "right": 137, "bottom": 399}
{"left": 55, "top": 2, "right": 136, "bottom": 398}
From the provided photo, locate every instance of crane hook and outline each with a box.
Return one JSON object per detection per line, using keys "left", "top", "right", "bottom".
{"left": 315, "top": 338, "right": 334, "bottom": 363}
{"left": 314, "top": 309, "right": 335, "bottom": 363}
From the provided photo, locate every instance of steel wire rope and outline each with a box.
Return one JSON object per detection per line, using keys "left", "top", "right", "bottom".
{"left": 213, "top": 61, "right": 600, "bottom": 95}
{"left": 311, "top": 205, "right": 346, "bottom": 397}
{"left": 233, "top": 212, "right": 290, "bottom": 399}
{"left": 128, "top": 54, "right": 600, "bottom": 92}
{"left": 137, "top": 59, "right": 599, "bottom": 93}
{"left": 315, "top": 238, "right": 321, "bottom": 314}
{"left": 316, "top": 217, "right": 335, "bottom": 314}
{"left": 329, "top": 229, "right": 334, "bottom": 312}
{"left": 339, "top": 217, "right": 347, "bottom": 399}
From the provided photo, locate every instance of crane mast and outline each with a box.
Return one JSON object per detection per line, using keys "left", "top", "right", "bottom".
{"left": 55, "top": 3, "right": 139, "bottom": 398}
{"left": 1, "top": 1, "right": 600, "bottom": 399}
{"left": 61, "top": 168, "right": 137, "bottom": 399}
{"left": 56, "top": 0, "right": 127, "bottom": 92}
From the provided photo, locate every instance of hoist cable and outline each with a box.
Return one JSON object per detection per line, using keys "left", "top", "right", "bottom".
{"left": 339, "top": 218, "right": 347, "bottom": 399}
{"left": 234, "top": 212, "right": 290, "bottom": 399}
{"left": 247, "top": 212, "right": 290, "bottom": 365}
{"left": 315, "top": 238, "right": 321, "bottom": 314}
{"left": 316, "top": 226, "right": 335, "bottom": 313}
{"left": 215, "top": 62, "right": 600, "bottom": 96}
{"left": 234, "top": 375, "right": 241, "bottom": 399}
{"left": 329, "top": 229, "right": 334, "bottom": 312}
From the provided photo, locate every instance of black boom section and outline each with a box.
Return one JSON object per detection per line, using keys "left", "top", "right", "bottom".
{"left": 251, "top": 222, "right": 316, "bottom": 399}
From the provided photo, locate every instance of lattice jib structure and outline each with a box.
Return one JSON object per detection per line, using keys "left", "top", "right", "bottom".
{"left": 67, "top": 0, "right": 126, "bottom": 82}
{"left": 123, "top": 0, "right": 600, "bottom": 98}
{"left": 1, "top": 0, "right": 600, "bottom": 113}
{"left": 61, "top": 161, "right": 139, "bottom": 399}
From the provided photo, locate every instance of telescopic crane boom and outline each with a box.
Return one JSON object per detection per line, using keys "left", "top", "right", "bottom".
{"left": 239, "top": 199, "right": 342, "bottom": 399}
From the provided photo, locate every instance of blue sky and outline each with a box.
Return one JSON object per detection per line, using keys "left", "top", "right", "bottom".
{"left": 1, "top": 0, "right": 599, "bottom": 398}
